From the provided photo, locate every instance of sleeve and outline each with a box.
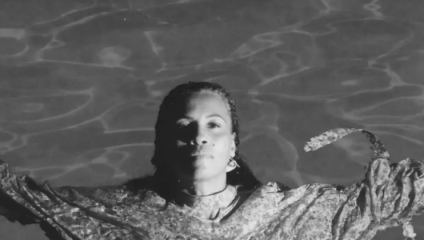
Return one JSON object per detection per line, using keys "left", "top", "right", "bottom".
{"left": 0, "top": 159, "right": 40, "bottom": 222}
{"left": 0, "top": 160, "right": 146, "bottom": 240}
{"left": 305, "top": 128, "right": 424, "bottom": 240}
{"left": 0, "top": 159, "right": 49, "bottom": 220}
{"left": 0, "top": 159, "right": 77, "bottom": 240}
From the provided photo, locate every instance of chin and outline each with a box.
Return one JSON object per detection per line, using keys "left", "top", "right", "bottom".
{"left": 192, "top": 169, "right": 223, "bottom": 180}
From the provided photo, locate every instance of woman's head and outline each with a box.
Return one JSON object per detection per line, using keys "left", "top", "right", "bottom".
{"left": 152, "top": 81, "right": 259, "bottom": 190}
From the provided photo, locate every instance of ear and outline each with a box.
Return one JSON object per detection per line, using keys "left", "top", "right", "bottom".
{"left": 226, "top": 161, "right": 237, "bottom": 172}
{"left": 227, "top": 133, "right": 237, "bottom": 173}
{"left": 230, "top": 133, "right": 236, "bottom": 158}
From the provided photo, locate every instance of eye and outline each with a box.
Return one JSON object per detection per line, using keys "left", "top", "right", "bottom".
{"left": 208, "top": 122, "right": 220, "bottom": 128}
{"left": 177, "top": 124, "right": 188, "bottom": 130}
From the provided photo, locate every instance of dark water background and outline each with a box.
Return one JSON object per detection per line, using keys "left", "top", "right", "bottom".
{"left": 1, "top": 0, "right": 424, "bottom": 239}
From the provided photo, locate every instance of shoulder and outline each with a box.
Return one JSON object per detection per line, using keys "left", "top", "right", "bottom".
{"left": 242, "top": 182, "right": 290, "bottom": 197}
{"left": 243, "top": 182, "right": 347, "bottom": 204}
{"left": 232, "top": 182, "right": 348, "bottom": 218}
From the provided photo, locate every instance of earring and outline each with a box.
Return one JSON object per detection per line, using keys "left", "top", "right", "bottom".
{"left": 228, "top": 158, "right": 240, "bottom": 168}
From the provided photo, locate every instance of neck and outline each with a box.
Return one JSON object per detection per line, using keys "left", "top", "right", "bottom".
{"left": 176, "top": 173, "right": 227, "bottom": 196}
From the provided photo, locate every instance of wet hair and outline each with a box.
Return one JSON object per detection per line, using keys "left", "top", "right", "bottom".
{"left": 151, "top": 81, "right": 260, "bottom": 191}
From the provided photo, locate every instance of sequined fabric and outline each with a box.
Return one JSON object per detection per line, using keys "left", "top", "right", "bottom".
{"left": 1, "top": 128, "right": 424, "bottom": 240}
{"left": 171, "top": 185, "right": 240, "bottom": 220}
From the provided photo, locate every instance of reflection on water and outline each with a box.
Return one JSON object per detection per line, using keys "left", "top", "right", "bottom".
{"left": 0, "top": 0, "right": 424, "bottom": 239}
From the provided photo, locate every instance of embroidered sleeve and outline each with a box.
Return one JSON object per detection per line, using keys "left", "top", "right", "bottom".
{"left": 305, "top": 128, "right": 424, "bottom": 240}
{"left": 0, "top": 159, "right": 155, "bottom": 240}
{"left": 0, "top": 161, "right": 72, "bottom": 239}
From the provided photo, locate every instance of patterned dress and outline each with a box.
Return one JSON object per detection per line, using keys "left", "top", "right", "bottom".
{"left": 0, "top": 128, "right": 423, "bottom": 240}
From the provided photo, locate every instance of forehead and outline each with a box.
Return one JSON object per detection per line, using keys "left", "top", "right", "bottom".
{"left": 185, "top": 91, "right": 231, "bottom": 114}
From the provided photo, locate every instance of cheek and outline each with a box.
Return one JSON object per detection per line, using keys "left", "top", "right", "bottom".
{"left": 213, "top": 135, "right": 233, "bottom": 152}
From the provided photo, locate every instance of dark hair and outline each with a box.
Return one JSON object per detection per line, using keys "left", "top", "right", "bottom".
{"left": 151, "top": 81, "right": 260, "bottom": 191}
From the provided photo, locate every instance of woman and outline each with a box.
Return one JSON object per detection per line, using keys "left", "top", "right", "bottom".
{"left": 0, "top": 82, "right": 423, "bottom": 240}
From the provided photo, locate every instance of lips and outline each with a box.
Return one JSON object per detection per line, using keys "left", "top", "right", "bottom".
{"left": 177, "top": 147, "right": 213, "bottom": 159}
{"left": 190, "top": 148, "right": 206, "bottom": 155}
{"left": 190, "top": 150, "right": 213, "bottom": 158}
{"left": 191, "top": 153, "right": 213, "bottom": 158}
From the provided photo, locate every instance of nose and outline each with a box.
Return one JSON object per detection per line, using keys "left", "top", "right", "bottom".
{"left": 192, "top": 125, "right": 208, "bottom": 145}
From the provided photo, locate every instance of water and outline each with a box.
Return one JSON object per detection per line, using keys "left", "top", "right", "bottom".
{"left": 0, "top": 0, "right": 424, "bottom": 239}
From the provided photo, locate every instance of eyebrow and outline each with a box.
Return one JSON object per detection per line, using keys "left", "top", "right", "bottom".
{"left": 178, "top": 114, "right": 227, "bottom": 122}
{"left": 206, "top": 114, "right": 226, "bottom": 122}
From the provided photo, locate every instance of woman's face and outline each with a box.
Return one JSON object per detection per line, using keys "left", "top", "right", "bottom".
{"left": 167, "top": 91, "right": 236, "bottom": 181}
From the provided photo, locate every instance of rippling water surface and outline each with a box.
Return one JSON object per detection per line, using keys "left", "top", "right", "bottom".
{"left": 1, "top": 0, "right": 424, "bottom": 239}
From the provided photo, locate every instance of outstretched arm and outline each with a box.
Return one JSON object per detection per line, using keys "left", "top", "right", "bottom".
{"left": 0, "top": 159, "right": 75, "bottom": 240}
{"left": 305, "top": 128, "right": 424, "bottom": 240}
{"left": 0, "top": 158, "right": 39, "bottom": 223}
